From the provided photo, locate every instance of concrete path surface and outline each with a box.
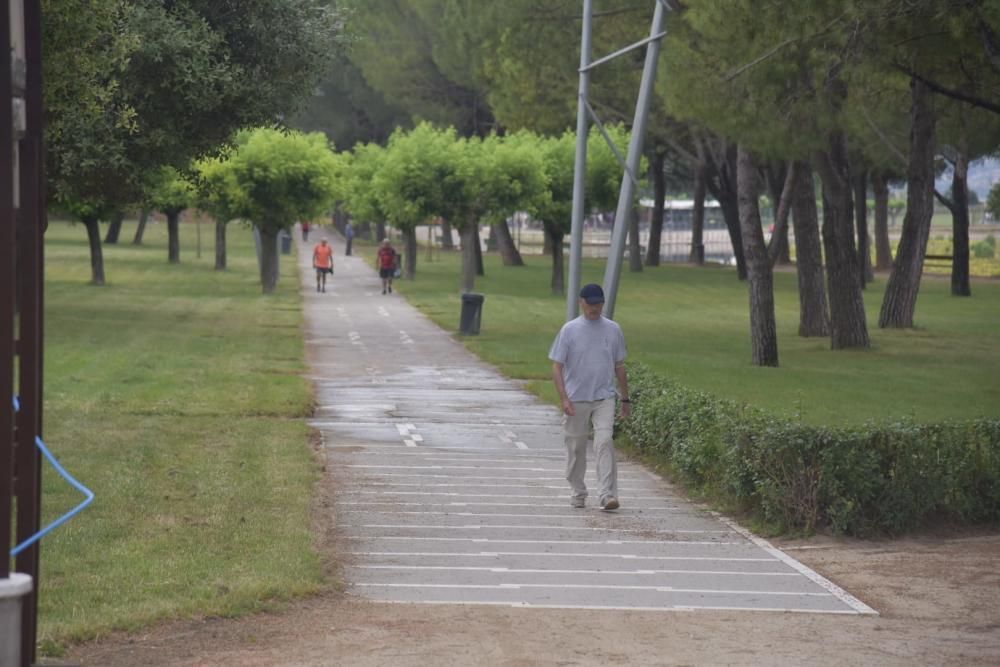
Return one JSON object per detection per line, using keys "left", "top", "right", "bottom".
{"left": 298, "top": 232, "right": 876, "bottom": 616}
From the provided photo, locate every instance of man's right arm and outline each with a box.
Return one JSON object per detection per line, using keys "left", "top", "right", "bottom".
{"left": 552, "top": 362, "right": 575, "bottom": 417}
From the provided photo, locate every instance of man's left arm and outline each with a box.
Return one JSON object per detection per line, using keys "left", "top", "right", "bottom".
{"left": 615, "top": 361, "right": 631, "bottom": 418}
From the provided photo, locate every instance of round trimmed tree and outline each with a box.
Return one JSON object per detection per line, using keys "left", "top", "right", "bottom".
{"left": 228, "top": 129, "right": 342, "bottom": 293}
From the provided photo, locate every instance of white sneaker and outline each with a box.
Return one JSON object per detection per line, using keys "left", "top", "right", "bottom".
{"left": 570, "top": 497, "right": 586, "bottom": 509}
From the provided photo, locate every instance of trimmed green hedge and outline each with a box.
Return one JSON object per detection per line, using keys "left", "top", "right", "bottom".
{"left": 620, "top": 364, "right": 1000, "bottom": 536}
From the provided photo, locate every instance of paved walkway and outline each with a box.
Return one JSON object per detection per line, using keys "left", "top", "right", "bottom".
{"left": 297, "top": 231, "right": 875, "bottom": 616}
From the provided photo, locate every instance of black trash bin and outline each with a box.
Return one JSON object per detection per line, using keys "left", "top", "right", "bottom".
{"left": 279, "top": 230, "right": 292, "bottom": 254}
{"left": 459, "top": 293, "right": 485, "bottom": 335}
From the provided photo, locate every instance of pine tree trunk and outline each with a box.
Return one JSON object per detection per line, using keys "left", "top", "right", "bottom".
{"left": 547, "top": 226, "right": 565, "bottom": 296}
{"left": 645, "top": 152, "right": 665, "bottom": 267}
{"left": 167, "top": 210, "right": 181, "bottom": 263}
{"left": 706, "top": 150, "right": 747, "bottom": 279}
{"left": 690, "top": 161, "right": 706, "bottom": 264}
{"left": 790, "top": 162, "right": 830, "bottom": 337}
{"left": 83, "top": 216, "right": 105, "bottom": 286}
{"left": 765, "top": 162, "right": 792, "bottom": 266}
{"left": 853, "top": 169, "right": 874, "bottom": 286}
{"left": 815, "top": 131, "right": 870, "bottom": 349}
{"left": 460, "top": 223, "right": 477, "bottom": 292}
{"left": 767, "top": 163, "right": 795, "bottom": 267}
{"left": 440, "top": 219, "right": 454, "bottom": 249}
{"left": 404, "top": 227, "right": 418, "bottom": 279}
{"left": 486, "top": 223, "right": 499, "bottom": 252}
{"left": 628, "top": 207, "right": 643, "bottom": 273}
{"left": 880, "top": 79, "right": 937, "bottom": 328}
{"left": 258, "top": 225, "right": 280, "bottom": 294}
{"left": 215, "top": 220, "right": 227, "bottom": 271}
{"left": 495, "top": 219, "right": 524, "bottom": 266}
{"left": 104, "top": 211, "right": 124, "bottom": 244}
{"left": 737, "top": 146, "right": 778, "bottom": 367}
{"left": 873, "top": 173, "right": 893, "bottom": 271}
{"left": 376, "top": 221, "right": 386, "bottom": 242}
{"left": 950, "top": 153, "right": 971, "bottom": 297}
{"left": 132, "top": 209, "right": 149, "bottom": 245}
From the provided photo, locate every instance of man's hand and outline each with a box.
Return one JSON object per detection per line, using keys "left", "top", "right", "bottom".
{"left": 619, "top": 401, "right": 632, "bottom": 419}
{"left": 562, "top": 398, "right": 576, "bottom": 417}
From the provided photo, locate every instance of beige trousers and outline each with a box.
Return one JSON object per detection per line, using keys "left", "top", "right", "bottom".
{"left": 563, "top": 397, "right": 618, "bottom": 503}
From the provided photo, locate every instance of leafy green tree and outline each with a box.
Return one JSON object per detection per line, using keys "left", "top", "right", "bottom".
{"left": 932, "top": 105, "right": 1000, "bottom": 296}
{"left": 289, "top": 53, "right": 413, "bottom": 148}
{"left": 373, "top": 123, "right": 455, "bottom": 279}
{"left": 147, "top": 167, "right": 195, "bottom": 264}
{"left": 341, "top": 0, "right": 495, "bottom": 136}
{"left": 227, "top": 129, "right": 343, "bottom": 293}
{"left": 194, "top": 155, "right": 246, "bottom": 270}
{"left": 441, "top": 135, "right": 492, "bottom": 291}
{"left": 529, "top": 131, "right": 577, "bottom": 295}
{"left": 342, "top": 142, "right": 390, "bottom": 242}
{"left": 42, "top": 0, "right": 342, "bottom": 282}
{"left": 58, "top": 198, "right": 118, "bottom": 285}
{"left": 479, "top": 133, "right": 548, "bottom": 267}
{"left": 665, "top": 0, "right": 869, "bottom": 349}
{"left": 503, "top": 125, "right": 631, "bottom": 295}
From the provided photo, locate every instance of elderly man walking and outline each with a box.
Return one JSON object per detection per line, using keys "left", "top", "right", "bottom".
{"left": 549, "top": 283, "right": 631, "bottom": 511}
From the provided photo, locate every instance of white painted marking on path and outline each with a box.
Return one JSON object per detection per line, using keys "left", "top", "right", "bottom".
{"left": 355, "top": 565, "right": 797, "bottom": 577}
{"left": 367, "top": 600, "right": 865, "bottom": 615}
{"left": 337, "top": 510, "right": 720, "bottom": 525}
{"left": 354, "top": 582, "right": 831, "bottom": 597}
{"left": 347, "top": 551, "right": 775, "bottom": 563}
{"left": 713, "top": 513, "right": 879, "bottom": 615}
{"left": 352, "top": 490, "right": 687, "bottom": 502}
{"left": 336, "top": 500, "right": 682, "bottom": 511}
{"left": 403, "top": 439, "right": 417, "bottom": 448}
{"left": 343, "top": 533, "right": 744, "bottom": 545}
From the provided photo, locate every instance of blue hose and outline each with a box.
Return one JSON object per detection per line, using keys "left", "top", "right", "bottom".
{"left": 9, "top": 397, "right": 95, "bottom": 557}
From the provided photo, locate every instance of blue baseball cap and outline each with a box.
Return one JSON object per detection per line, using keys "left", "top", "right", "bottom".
{"left": 579, "top": 283, "right": 605, "bottom": 304}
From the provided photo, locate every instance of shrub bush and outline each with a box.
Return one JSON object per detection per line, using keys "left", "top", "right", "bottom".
{"left": 972, "top": 240, "right": 995, "bottom": 258}
{"left": 620, "top": 364, "right": 1000, "bottom": 536}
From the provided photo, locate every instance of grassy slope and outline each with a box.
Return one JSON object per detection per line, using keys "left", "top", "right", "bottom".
{"left": 39, "top": 219, "right": 322, "bottom": 650}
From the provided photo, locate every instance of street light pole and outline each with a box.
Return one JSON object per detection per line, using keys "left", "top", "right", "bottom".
{"left": 566, "top": 0, "right": 593, "bottom": 322}
{"left": 601, "top": 1, "right": 667, "bottom": 319}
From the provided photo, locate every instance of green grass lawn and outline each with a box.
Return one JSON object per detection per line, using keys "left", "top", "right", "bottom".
{"left": 33, "top": 220, "right": 999, "bottom": 651}
{"left": 37, "top": 219, "right": 323, "bottom": 653}
{"left": 382, "top": 246, "right": 1000, "bottom": 426}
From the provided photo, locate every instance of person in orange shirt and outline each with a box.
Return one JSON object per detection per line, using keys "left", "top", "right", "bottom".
{"left": 312, "top": 238, "right": 334, "bottom": 292}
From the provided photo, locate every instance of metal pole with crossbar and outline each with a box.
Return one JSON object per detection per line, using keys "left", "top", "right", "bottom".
{"left": 566, "top": 0, "right": 671, "bottom": 321}
{"left": 566, "top": 0, "right": 594, "bottom": 322}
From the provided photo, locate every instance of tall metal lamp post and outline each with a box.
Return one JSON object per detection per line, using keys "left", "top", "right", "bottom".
{"left": 565, "top": 0, "right": 670, "bottom": 321}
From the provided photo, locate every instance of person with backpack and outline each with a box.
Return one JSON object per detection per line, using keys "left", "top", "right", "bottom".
{"left": 312, "top": 238, "right": 334, "bottom": 292}
{"left": 376, "top": 239, "right": 396, "bottom": 294}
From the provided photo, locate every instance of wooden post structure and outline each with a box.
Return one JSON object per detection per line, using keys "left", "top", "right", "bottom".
{"left": 3, "top": 1, "right": 46, "bottom": 664}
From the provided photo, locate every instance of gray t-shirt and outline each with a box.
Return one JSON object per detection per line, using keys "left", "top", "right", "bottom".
{"left": 549, "top": 315, "right": 627, "bottom": 402}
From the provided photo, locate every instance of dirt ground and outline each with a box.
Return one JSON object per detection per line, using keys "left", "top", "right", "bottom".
{"left": 62, "top": 469, "right": 1000, "bottom": 667}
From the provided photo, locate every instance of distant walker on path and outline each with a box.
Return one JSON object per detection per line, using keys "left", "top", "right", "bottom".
{"left": 549, "top": 283, "right": 631, "bottom": 511}
{"left": 377, "top": 239, "right": 396, "bottom": 294}
{"left": 312, "top": 238, "right": 334, "bottom": 293}
{"left": 344, "top": 222, "right": 354, "bottom": 256}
